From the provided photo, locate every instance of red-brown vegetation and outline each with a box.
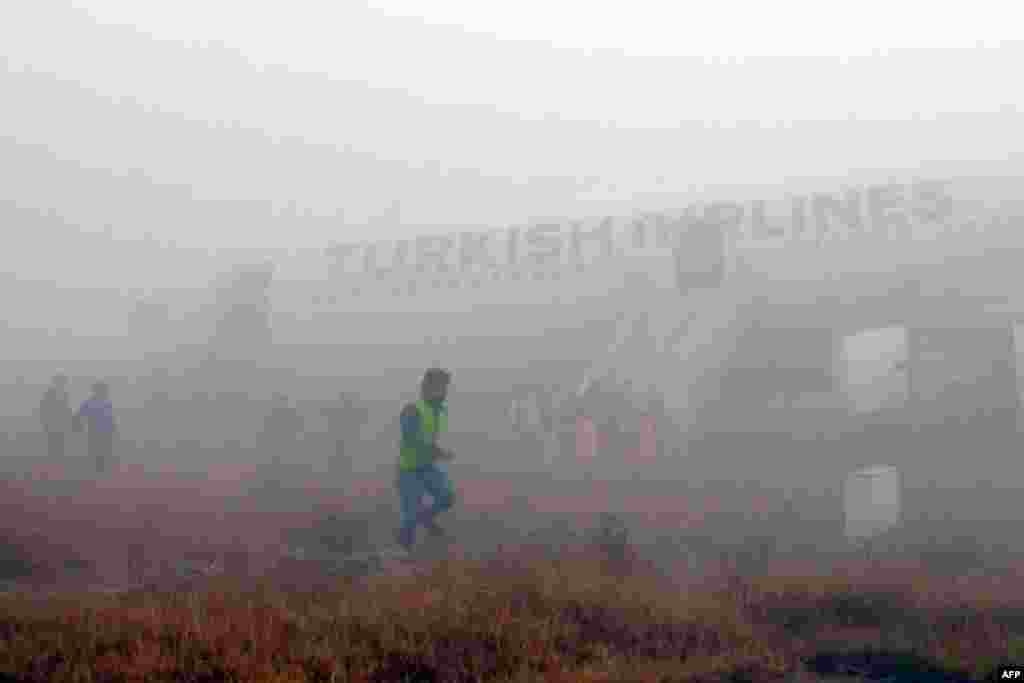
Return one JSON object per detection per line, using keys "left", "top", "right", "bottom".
{"left": 0, "top": 466, "right": 1018, "bottom": 680}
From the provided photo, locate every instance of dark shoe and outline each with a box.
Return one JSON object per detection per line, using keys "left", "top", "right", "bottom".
{"left": 424, "top": 520, "right": 447, "bottom": 539}
{"left": 417, "top": 507, "right": 446, "bottom": 536}
{"left": 395, "top": 528, "right": 414, "bottom": 551}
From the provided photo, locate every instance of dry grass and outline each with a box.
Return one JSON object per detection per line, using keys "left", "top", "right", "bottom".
{"left": 1, "top": 468, "right": 1020, "bottom": 681}
{"left": 1, "top": 548, "right": 1020, "bottom": 682}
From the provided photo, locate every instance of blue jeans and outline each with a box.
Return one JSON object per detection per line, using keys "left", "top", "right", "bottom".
{"left": 396, "top": 464, "right": 455, "bottom": 548}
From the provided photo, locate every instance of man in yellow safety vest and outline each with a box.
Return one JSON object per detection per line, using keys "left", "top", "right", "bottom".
{"left": 395, "top": 368, "right": 456, "bottom": 551}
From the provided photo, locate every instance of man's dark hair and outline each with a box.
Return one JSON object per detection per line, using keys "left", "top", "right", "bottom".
{"left": 422, "top": 368, "right": 451, "bottom": 387}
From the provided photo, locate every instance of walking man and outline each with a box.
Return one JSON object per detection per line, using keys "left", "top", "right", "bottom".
{"left": 395, "top": 368, "right": 456, "bottom": 552}
{"left": 261, "top": 392, "right": 304, "bottom": 494}
{"left": 73, "top": 381, "right": 118, "bottom": 474}
{"left": 326, "top": 391, "right": 368, "bottom": 476}
{"left": 39, "top": 373, "right": 72, "bottom": 459}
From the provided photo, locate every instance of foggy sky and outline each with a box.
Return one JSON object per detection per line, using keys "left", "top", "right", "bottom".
{"left": 1, "top": 0, "right": 1022, "bottom": 303}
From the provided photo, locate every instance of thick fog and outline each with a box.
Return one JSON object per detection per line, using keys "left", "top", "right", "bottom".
{"left": 3, "top": 2, "right": 1024, "bottom": 589}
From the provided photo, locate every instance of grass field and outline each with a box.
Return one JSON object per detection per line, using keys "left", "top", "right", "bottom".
{"left": 1, "top": 463, "right": 1020, "bottom": 681}
{"left": 2, "top": 550, "right": 1021, "bottom": 681}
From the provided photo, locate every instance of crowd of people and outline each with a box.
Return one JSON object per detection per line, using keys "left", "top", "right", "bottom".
{"left": 22, "top": 363, "right": 677, "bottom": 555}
{"left": 27, "top": 366, "right": 668, "bottom": 478}
{"left": 31, "top": 371, "right": 375, "bottom": 478}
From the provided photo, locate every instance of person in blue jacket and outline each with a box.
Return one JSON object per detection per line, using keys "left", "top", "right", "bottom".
{"left": 73, "top": 381, "right": 118, "bottom": 474}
